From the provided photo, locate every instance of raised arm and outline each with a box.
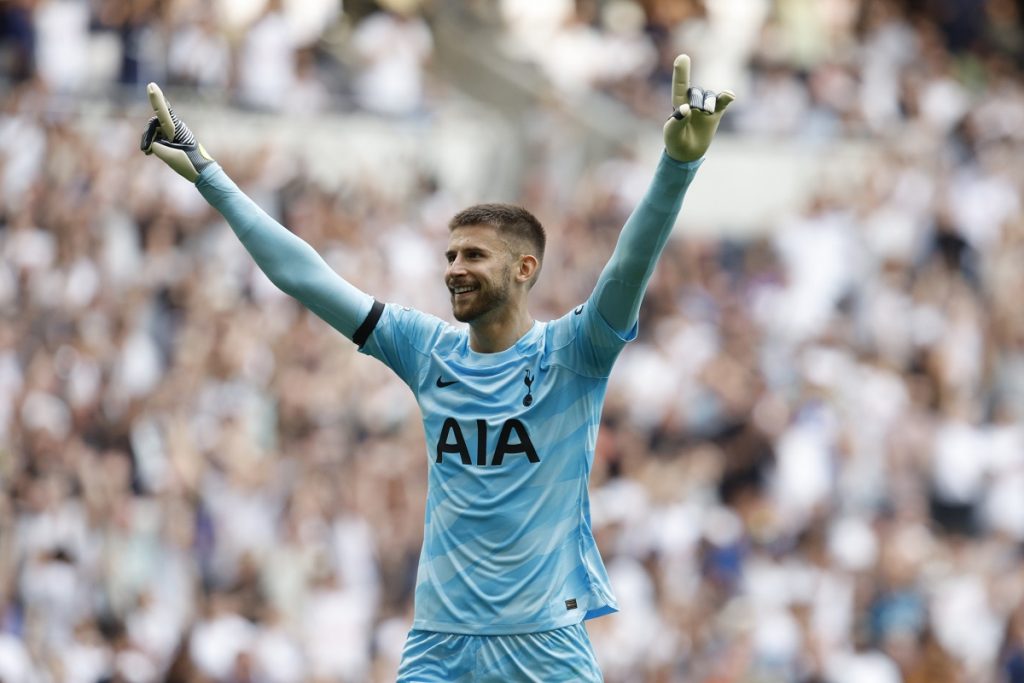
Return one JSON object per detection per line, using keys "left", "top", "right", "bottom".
{"left": 593, "top": 55, "right": 734, "bottom": 333}
{"left": 140, "top": 84, "right": 377, "bottom": 343}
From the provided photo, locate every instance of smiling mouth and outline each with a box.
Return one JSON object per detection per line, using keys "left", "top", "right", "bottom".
{"left": 451, "top": 285, "right": 478, "bottom": 297}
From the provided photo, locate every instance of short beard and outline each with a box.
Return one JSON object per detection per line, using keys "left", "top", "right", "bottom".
{"left": 452, "top": 265, "right": 513, "bottom": 323}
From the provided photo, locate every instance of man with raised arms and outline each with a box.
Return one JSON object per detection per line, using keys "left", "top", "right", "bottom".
{"left": 141, "top": 54, "right": 733, "bottom": 681}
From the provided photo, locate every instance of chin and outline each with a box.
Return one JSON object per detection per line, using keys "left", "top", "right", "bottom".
{"left": 451, "top": 293, "right": 504, "bottom": 324}
{"left": 451, "top": 297, "right": 484, "bottom": 323}
{"left": 452, "top": 308, "right": 476, "bottom": 323}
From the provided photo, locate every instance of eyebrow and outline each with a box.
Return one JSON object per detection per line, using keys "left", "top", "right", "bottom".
{"left": 445, "top": 245, "right": 491, "bottom": 259}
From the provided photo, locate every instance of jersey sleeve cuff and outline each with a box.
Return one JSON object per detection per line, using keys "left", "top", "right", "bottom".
{"left": 195, "top": 161, "right": 225, "bottom": 188}
{"left": 660, "top": 151, "right": 704, "bottom": 171}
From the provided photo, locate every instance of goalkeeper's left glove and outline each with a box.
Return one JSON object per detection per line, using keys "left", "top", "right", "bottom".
{"left": 663, "top": 54, "right": 735, "bottom": 162}
{"left": 140, "top": 83, "right": 215, "bottom": 183}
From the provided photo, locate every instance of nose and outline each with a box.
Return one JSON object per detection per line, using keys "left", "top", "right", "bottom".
{"left": 446, "top": 255, "right": 468, "bottom": 277}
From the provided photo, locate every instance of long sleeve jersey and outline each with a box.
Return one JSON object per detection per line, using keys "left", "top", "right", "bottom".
{"left": 197, "top": 152, "right": 701, "bottom": 633}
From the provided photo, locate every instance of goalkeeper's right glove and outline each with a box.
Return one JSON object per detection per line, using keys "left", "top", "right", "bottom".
{"left": 140, "top": 83, "right": 215, "bottom": 183}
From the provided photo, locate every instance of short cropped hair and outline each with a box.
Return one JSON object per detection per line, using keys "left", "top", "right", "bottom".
{"left": 448, "top": 203, "right": 546, "bottom": 266}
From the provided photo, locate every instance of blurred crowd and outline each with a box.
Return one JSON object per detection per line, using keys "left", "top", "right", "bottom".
{"left": 0, "top": 0, "right": 433, "bottom": 116}
{"left": 2, "top": 0, "right": 1024, "bottom": 682}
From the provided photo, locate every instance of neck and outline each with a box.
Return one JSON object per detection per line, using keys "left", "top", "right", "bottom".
{"left": 468, "top": 304, "right": 534, "bottom": 353}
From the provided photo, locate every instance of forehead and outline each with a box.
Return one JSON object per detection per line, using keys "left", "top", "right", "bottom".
{"left": 446, "top": 224, "right": 506, "bottom": 251}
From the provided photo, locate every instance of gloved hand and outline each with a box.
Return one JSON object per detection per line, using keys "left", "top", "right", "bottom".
{"left": 663, "top": 55, "right": 735, "bottom": 163}
{"left": 140, "top": 83, "right": 215, "bottom": 182}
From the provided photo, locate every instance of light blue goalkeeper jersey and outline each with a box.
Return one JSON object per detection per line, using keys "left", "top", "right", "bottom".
{"left": 196, "top": 152, "right": 701, "bottom": 636}
{"left": 360, "top": 298, "right": 630, "bottom": 634}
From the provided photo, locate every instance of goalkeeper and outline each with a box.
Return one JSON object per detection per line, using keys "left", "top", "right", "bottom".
{"left": 142, "top": 55, "right": 732, "bottom": 682}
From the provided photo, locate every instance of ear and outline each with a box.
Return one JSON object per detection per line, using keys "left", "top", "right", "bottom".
{"left": 516, "top": 254, "right": 540, "bottom": 286}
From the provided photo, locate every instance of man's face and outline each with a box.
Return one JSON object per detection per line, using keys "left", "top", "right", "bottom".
{"left": 444, "top": 225, "right": 517, "bottom": 323}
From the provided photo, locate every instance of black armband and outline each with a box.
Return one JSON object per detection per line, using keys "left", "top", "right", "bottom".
{"left": 353, "top": 300, "right": 385, "bottom": 348}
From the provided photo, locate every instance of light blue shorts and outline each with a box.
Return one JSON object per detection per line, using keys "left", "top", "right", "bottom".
{"left": 396, "top": 622, "right": 603, "bottom": 682}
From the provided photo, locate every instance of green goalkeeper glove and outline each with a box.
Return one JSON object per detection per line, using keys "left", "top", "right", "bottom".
{"left": 663, "top": 54, "right": 735, "bottom": 162}
{"left": 140, "top": 83, "right": 215, "bottom": 182}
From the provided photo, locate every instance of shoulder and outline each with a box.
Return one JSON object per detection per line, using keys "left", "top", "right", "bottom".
{"left": 378, "top": 303, "right": 462, "bottom": 354}
{"left": 541, "top": 301, "right": 635, "bottom": 377}
{"left": 544, "top": 303, "right": 589, "bottom": 350}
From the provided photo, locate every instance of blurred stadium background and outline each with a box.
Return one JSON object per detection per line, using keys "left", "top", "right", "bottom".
{"left": 2, "top": 0, "right": 1024, "bottom": 681}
